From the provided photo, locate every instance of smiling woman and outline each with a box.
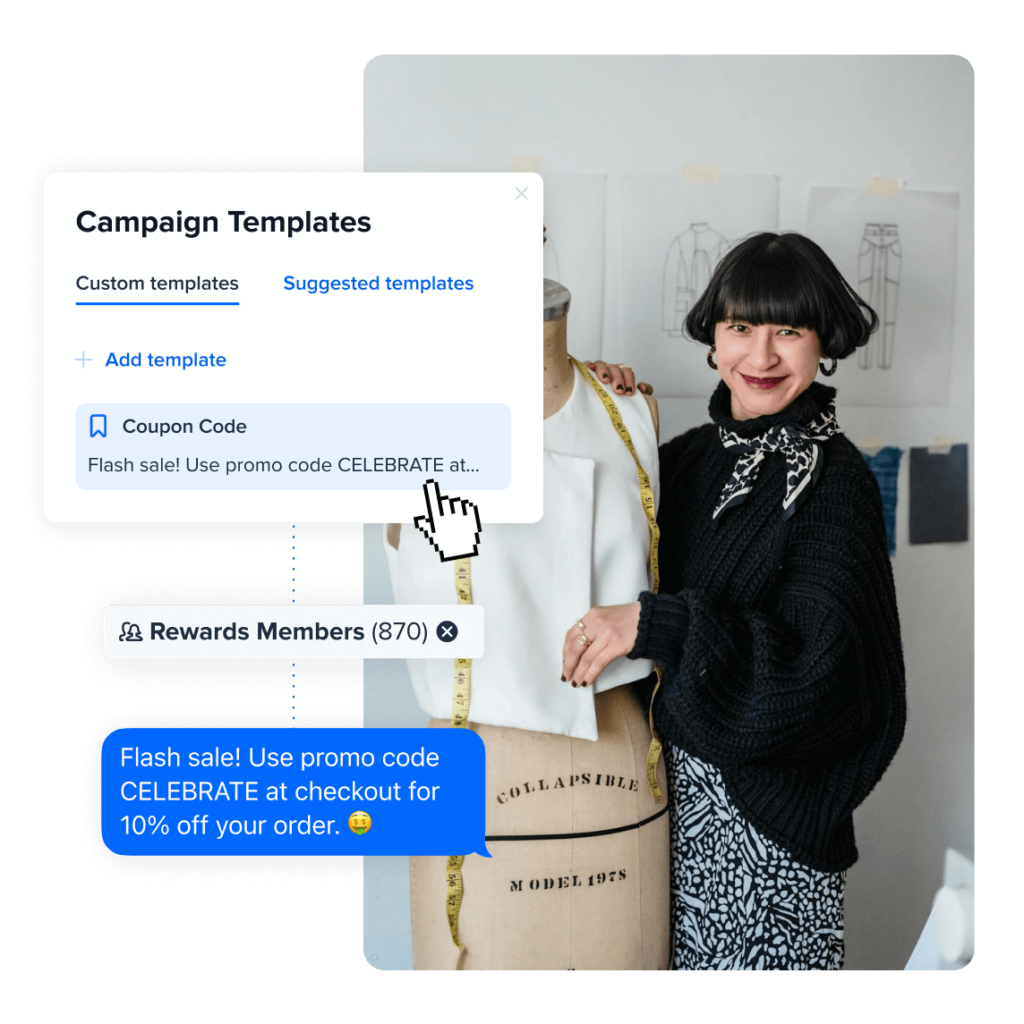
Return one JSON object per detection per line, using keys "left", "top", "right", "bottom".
{"left": 570, "top": 232, "right": 904, "bottom": 970}
{"left": 713, "top": 321, "right": 822, "bottom": 421}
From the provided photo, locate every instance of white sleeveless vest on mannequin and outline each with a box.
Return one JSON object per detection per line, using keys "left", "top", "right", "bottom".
{"left": 385, "top": 361, "right": 659, "bottom": 740}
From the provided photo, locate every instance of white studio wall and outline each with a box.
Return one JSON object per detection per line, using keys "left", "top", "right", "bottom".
{"left": 363, "top": 55, "right": 973, "bottom": 971}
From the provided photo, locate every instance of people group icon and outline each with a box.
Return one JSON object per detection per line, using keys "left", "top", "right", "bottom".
{"left": 119, "top": 622, "right": 143, "bottom": 642}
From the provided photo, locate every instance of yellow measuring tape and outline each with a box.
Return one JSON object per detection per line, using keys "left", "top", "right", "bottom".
{"left": 444, "top": 557, "right": 474, "bottom": 950}
{"left": 451, "top": 559, "right": 473, "bottom": 729}
{"left": 444, "top": 853, "right": 466, "bottom": 952}
{"left": 442, "top": 361, "right": 665, "bottom": 951}
{"left": 571, "top": 359, "right": 664, "bottom": 803}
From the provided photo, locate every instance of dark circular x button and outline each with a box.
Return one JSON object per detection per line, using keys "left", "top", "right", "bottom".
{"left": 436, "top": 620, "right": 458, "bottom": 642}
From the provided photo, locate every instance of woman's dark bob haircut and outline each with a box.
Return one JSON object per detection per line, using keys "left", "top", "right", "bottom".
{"left": 683, "top": 232, "right": 879, "bottom": 360}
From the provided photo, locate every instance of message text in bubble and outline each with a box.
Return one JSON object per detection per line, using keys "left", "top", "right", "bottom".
{"left": 102, "top": 728, "right": 489, "bottom": 857}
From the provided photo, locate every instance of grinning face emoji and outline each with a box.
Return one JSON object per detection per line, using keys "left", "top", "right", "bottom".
{"left": 348, "top": 811, "right": 372, "bottom": 835}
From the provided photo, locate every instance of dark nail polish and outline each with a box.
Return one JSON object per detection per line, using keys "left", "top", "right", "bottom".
{"left": 561, "top": 675, "right": 565, "bottom": 682}
{"left": 626, "top": 387, "right": 633, "bottom": 394}
{"left": 571, "top": 681, "right": 578, "bottom": 688}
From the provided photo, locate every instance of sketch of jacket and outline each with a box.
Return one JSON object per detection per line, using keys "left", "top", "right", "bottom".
{"left": 662, "top": 223, "right": 729, "bottom": 336}
{"left": 857, "top": 224, "right": 901, "bottom": 369}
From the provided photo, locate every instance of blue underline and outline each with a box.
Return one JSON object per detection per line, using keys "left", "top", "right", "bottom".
{"left": 75, "top": 301, "right": 240, "bottom": 306}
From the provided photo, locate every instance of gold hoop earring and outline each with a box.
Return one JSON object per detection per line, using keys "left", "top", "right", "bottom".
{"left": 707, "top": 346, "right": 717, "bottom": 370}
{"left": 819, "top": 357, "right": 838, "bottom": 377}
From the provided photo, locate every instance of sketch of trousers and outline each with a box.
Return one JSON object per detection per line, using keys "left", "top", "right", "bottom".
{"left": 857, "top": 224, "right": 901, "bottom": 369}
{"left": 662, "top": 223, "right": 728, "bottom": 336}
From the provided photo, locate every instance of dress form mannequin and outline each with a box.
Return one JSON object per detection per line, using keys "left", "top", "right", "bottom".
{"left": 386, "top": 279, "right": 669, "bottom": 969}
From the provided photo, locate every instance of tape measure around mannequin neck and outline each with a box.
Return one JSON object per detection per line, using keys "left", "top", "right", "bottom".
{"left": 572, "top": 358, "right": 663, "bottom": 802}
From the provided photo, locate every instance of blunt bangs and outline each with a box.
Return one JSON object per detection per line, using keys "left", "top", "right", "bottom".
{"left": 684, "top": 233, "right": 878, "bottom": 359}
{"left": 717, "top": 255, "right": 822, "bottom": 334}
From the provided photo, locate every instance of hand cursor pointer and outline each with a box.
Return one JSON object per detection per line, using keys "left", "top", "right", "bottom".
{"left": 414, "top": 480, "right": 482, "bottom": 562}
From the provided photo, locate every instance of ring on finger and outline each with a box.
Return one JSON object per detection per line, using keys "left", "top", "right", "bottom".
{"left": 576, "top": 633, "right": 591, "bottom": 646}
{"left": 575, "top": 620, "right": 586, "bottom": 631}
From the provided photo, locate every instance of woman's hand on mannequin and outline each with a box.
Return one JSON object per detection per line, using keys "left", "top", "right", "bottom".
{"left": 562, "top": 603, "right": 641, "bottom": 688}
{"left": 584, "top": 361, "right": 654, "bottom": 396}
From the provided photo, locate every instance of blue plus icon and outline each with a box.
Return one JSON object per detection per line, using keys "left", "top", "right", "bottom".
{"left": 75, "top": 351, "right": 92, "bottom": 368}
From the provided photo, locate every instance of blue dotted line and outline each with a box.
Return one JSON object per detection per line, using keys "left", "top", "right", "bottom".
{"left": 292, "top": 525, "right": 296, "bottom": 724}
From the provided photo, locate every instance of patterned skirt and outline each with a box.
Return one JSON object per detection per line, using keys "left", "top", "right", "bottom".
{"left": 666, "top": 744, "right": 845, "bottom": 970}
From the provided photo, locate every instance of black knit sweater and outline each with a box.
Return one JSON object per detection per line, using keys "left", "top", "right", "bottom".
{"left": 630, "top": 381, "right": 906, "bottom": 872}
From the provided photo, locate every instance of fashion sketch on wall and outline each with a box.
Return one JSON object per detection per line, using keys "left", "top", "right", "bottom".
{"left": 857, "top": 223, "right": 901, "bottom": 370}
{"left": 618, "top": 175, "right": 779, "bottom": 398}
{"left": 662, "top": 223, "right": 730, "bottom": 336}
{"left": 806, "top": 187, "right": 959, "bottom": 405}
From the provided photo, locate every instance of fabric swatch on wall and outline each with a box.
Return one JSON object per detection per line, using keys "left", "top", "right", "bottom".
{"left": 860, "top": 446, "right": 902, "bottom": 555}
{"left": 909, "top": 444, "right": 969, "bottom": 544}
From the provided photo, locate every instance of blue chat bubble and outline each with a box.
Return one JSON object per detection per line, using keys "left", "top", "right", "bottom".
{"left": 101, "top": 728, "right": 489, "bottom": 857}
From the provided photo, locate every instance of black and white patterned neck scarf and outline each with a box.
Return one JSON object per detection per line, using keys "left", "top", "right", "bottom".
{"left": 714, "top": 403, "right": 841, "bottom": 520}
